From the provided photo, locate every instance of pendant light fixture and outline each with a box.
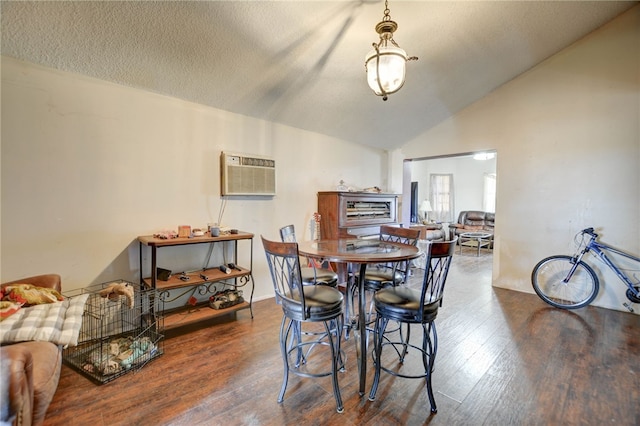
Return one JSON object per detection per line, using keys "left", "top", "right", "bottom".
{"left": 365, "top": 0, "right": 418, "bottom": 101}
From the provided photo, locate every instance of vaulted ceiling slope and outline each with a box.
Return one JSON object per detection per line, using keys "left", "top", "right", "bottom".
{"left": 1, "top": 1, "right": 637, "bottom": 151}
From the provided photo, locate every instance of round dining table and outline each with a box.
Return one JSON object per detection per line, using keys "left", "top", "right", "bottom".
{"left": 297, "top": 238, "right": 422, "bottom": 396}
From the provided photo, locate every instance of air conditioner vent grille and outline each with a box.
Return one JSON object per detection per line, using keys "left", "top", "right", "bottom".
{"left": 221, "top": 152, "right": 276, "bottom": 196}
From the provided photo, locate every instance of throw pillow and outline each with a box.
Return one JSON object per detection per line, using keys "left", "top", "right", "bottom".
{"left": 0, "top": 301, "right": 22, "bottom": 320}
{"left": 2, "top": 284, "right": 64, "bottom": 306}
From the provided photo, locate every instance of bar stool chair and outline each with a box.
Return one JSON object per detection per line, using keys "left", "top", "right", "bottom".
{"left": 368, "top": 238, "right": 457, "bottom": 414}
{"left": 279, "top": 224, "right": 338, "bottom": 287}
{"left": 261, "top": 236, "right": 345, "bottom": 413}
{"left": 354, "top": 225, "right": 421, "bottom": 340}
{"left": 360, "top": 225, "right": 420, "bottom": 290}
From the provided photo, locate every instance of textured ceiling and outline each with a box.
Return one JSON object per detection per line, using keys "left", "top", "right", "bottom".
{"left": 1, "top": 1, "right": 637, "bottom": 151}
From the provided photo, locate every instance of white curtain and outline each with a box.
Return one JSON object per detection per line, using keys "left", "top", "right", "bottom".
{"left": 429, "top": 174, "right": 455, "bottom": 222}
{"left": 483, "top": 173, "right": 497, "bottom": 213}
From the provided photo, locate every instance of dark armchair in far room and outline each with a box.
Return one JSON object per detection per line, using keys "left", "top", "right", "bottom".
{"left": 449, "top": 210, "right": 495, "bottom": 243}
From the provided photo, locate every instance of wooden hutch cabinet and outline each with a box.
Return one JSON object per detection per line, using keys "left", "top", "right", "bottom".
{"left": 317, "top": 191, "right": 399, "bottom": 240}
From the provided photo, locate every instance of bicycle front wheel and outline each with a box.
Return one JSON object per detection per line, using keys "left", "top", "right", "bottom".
{"left": 531, "top": 255, "right": 599, "bottom": 309}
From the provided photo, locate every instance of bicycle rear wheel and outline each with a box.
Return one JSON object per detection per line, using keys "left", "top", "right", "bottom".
{"left": 531, "top": 255, "right": 599, "bottom": 309}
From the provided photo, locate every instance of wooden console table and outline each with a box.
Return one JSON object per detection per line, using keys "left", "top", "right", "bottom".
{"left": 138, "top": 232, "right": 254, "bottom": 330}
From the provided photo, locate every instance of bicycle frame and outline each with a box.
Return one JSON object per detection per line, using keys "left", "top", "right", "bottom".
{"left": 569, "top": 229, "right": 640, "bottom": 297}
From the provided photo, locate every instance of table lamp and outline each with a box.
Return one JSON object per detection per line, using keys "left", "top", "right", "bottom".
{"left": 420, "top": 200, "right": 433, "bottom": 223}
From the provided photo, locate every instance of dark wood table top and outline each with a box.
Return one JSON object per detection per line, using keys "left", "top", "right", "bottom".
{"left": 297, "top": 238, "right": 421, "bottom": 264}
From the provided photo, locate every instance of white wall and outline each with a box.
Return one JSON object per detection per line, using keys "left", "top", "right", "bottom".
{"left": 0, "top": 57, "right": 387, "bottom": 301}
{"left": 401, "top": 6, "right": 640, "bottom": 312}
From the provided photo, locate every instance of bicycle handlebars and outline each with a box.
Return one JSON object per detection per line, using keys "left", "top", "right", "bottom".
{"left": 582, "top": 227, "right": 597, "bottom": 237}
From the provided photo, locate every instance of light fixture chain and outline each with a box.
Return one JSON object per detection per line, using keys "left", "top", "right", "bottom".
{"left": 383, "top": 0, "right": 391, "bottom": 22}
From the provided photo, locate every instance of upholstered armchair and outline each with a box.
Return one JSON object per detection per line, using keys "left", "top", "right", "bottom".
{"left": 1, "top": 274, "right": 63, "bottom": 426}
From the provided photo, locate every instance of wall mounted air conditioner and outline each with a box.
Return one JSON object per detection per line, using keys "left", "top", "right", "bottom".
{"left": 220, "top": 152, "right": 276, "bottom": 196}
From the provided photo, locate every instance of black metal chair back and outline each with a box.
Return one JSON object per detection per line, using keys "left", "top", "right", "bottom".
{"left": 362, "top": 225, "right": 421, "bottom": 290}
{"left": 379, "top": 224, "right": 421, "bottom": 282}
{"left": 421, "top": 238, "right": 457, "bottom": 311}
{"left": 262, "top": 236, "right": 307, "bottom": 319}
{"left": 379, "top": 224, "right": 421, "bottom": 245}
{"left": 278, "top": 224, "right": 338, "bottom": 287}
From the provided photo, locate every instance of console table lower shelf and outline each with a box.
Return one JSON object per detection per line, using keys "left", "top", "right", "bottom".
{"left": 162, "top": 301, "right": 251, "bottom": 330}
{"left": 142, "top": 267, "right": 254, "bottom": 331}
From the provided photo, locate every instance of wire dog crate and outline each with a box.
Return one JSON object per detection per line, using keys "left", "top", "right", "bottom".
{"left": 63, "top": 280, "right": 164, "bottom": 384}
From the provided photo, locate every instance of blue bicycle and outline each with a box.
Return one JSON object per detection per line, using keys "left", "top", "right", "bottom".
{"left": 531, "top": 227, "right": 640, "bottom": 310}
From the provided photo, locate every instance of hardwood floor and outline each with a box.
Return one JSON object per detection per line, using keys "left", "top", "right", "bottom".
{"left": 45, "top": 252, "right": 640, "bottom": 425}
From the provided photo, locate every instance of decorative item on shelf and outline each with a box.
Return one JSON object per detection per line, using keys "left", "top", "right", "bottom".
{"left": 210, "top": 225, "right": 220, "bottom": 237}
{"left": 365, "top": 0, "right": 418, "bottom": 101}
{"left": 156, "top": 268, "right": 172, "bottom": 281}
{"left": 153, "top": 230, "right": 178, "bottom": 239}
{"left": 420, "top": 199, "right": 433, "bottom": 223}
{"left": 336, "top": 180, "right": 348, "bottom": 191}
{"left": 178, "top": 225, "right": 191, "bottom": 238}
{"left": 209, "top": 289, "right": 244, "bottom": 310}
{"left": 192, "top": 228, "right": 204, "bottom": 237}
{"left": 362, "top": 186, "right": 382, "bottom": 193}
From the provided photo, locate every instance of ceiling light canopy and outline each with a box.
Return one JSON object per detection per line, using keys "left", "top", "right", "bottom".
{"left": 473, "top": 152, "right": 496, "bottom": 161}
{"left": 365, "top": 0, "right": 417, "bottom": 101}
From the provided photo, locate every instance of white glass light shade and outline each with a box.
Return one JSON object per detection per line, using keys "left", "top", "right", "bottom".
{"left": 365, "top": 45, "right": 407, "bottom": 95}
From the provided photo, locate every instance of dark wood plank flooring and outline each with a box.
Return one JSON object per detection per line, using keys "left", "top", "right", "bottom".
{"left": 45, "top": 252, "right": 640, "bottom": 425}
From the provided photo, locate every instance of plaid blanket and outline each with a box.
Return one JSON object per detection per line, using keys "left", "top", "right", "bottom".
{"left": 0, "top": 293, "right": 89, "bottom": 347}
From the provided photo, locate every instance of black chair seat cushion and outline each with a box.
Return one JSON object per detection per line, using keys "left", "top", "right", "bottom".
{"left": 374, "top": 286, "right": 440, "bottom": 323}
{"left": 282, "top": 285, "right": 344, "bottom": 321}
{"left": 301, "top": 266, "right": 338, "bottom": 286}
{"left": 361, "top": 270, "right": 404, "bottom": 291}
